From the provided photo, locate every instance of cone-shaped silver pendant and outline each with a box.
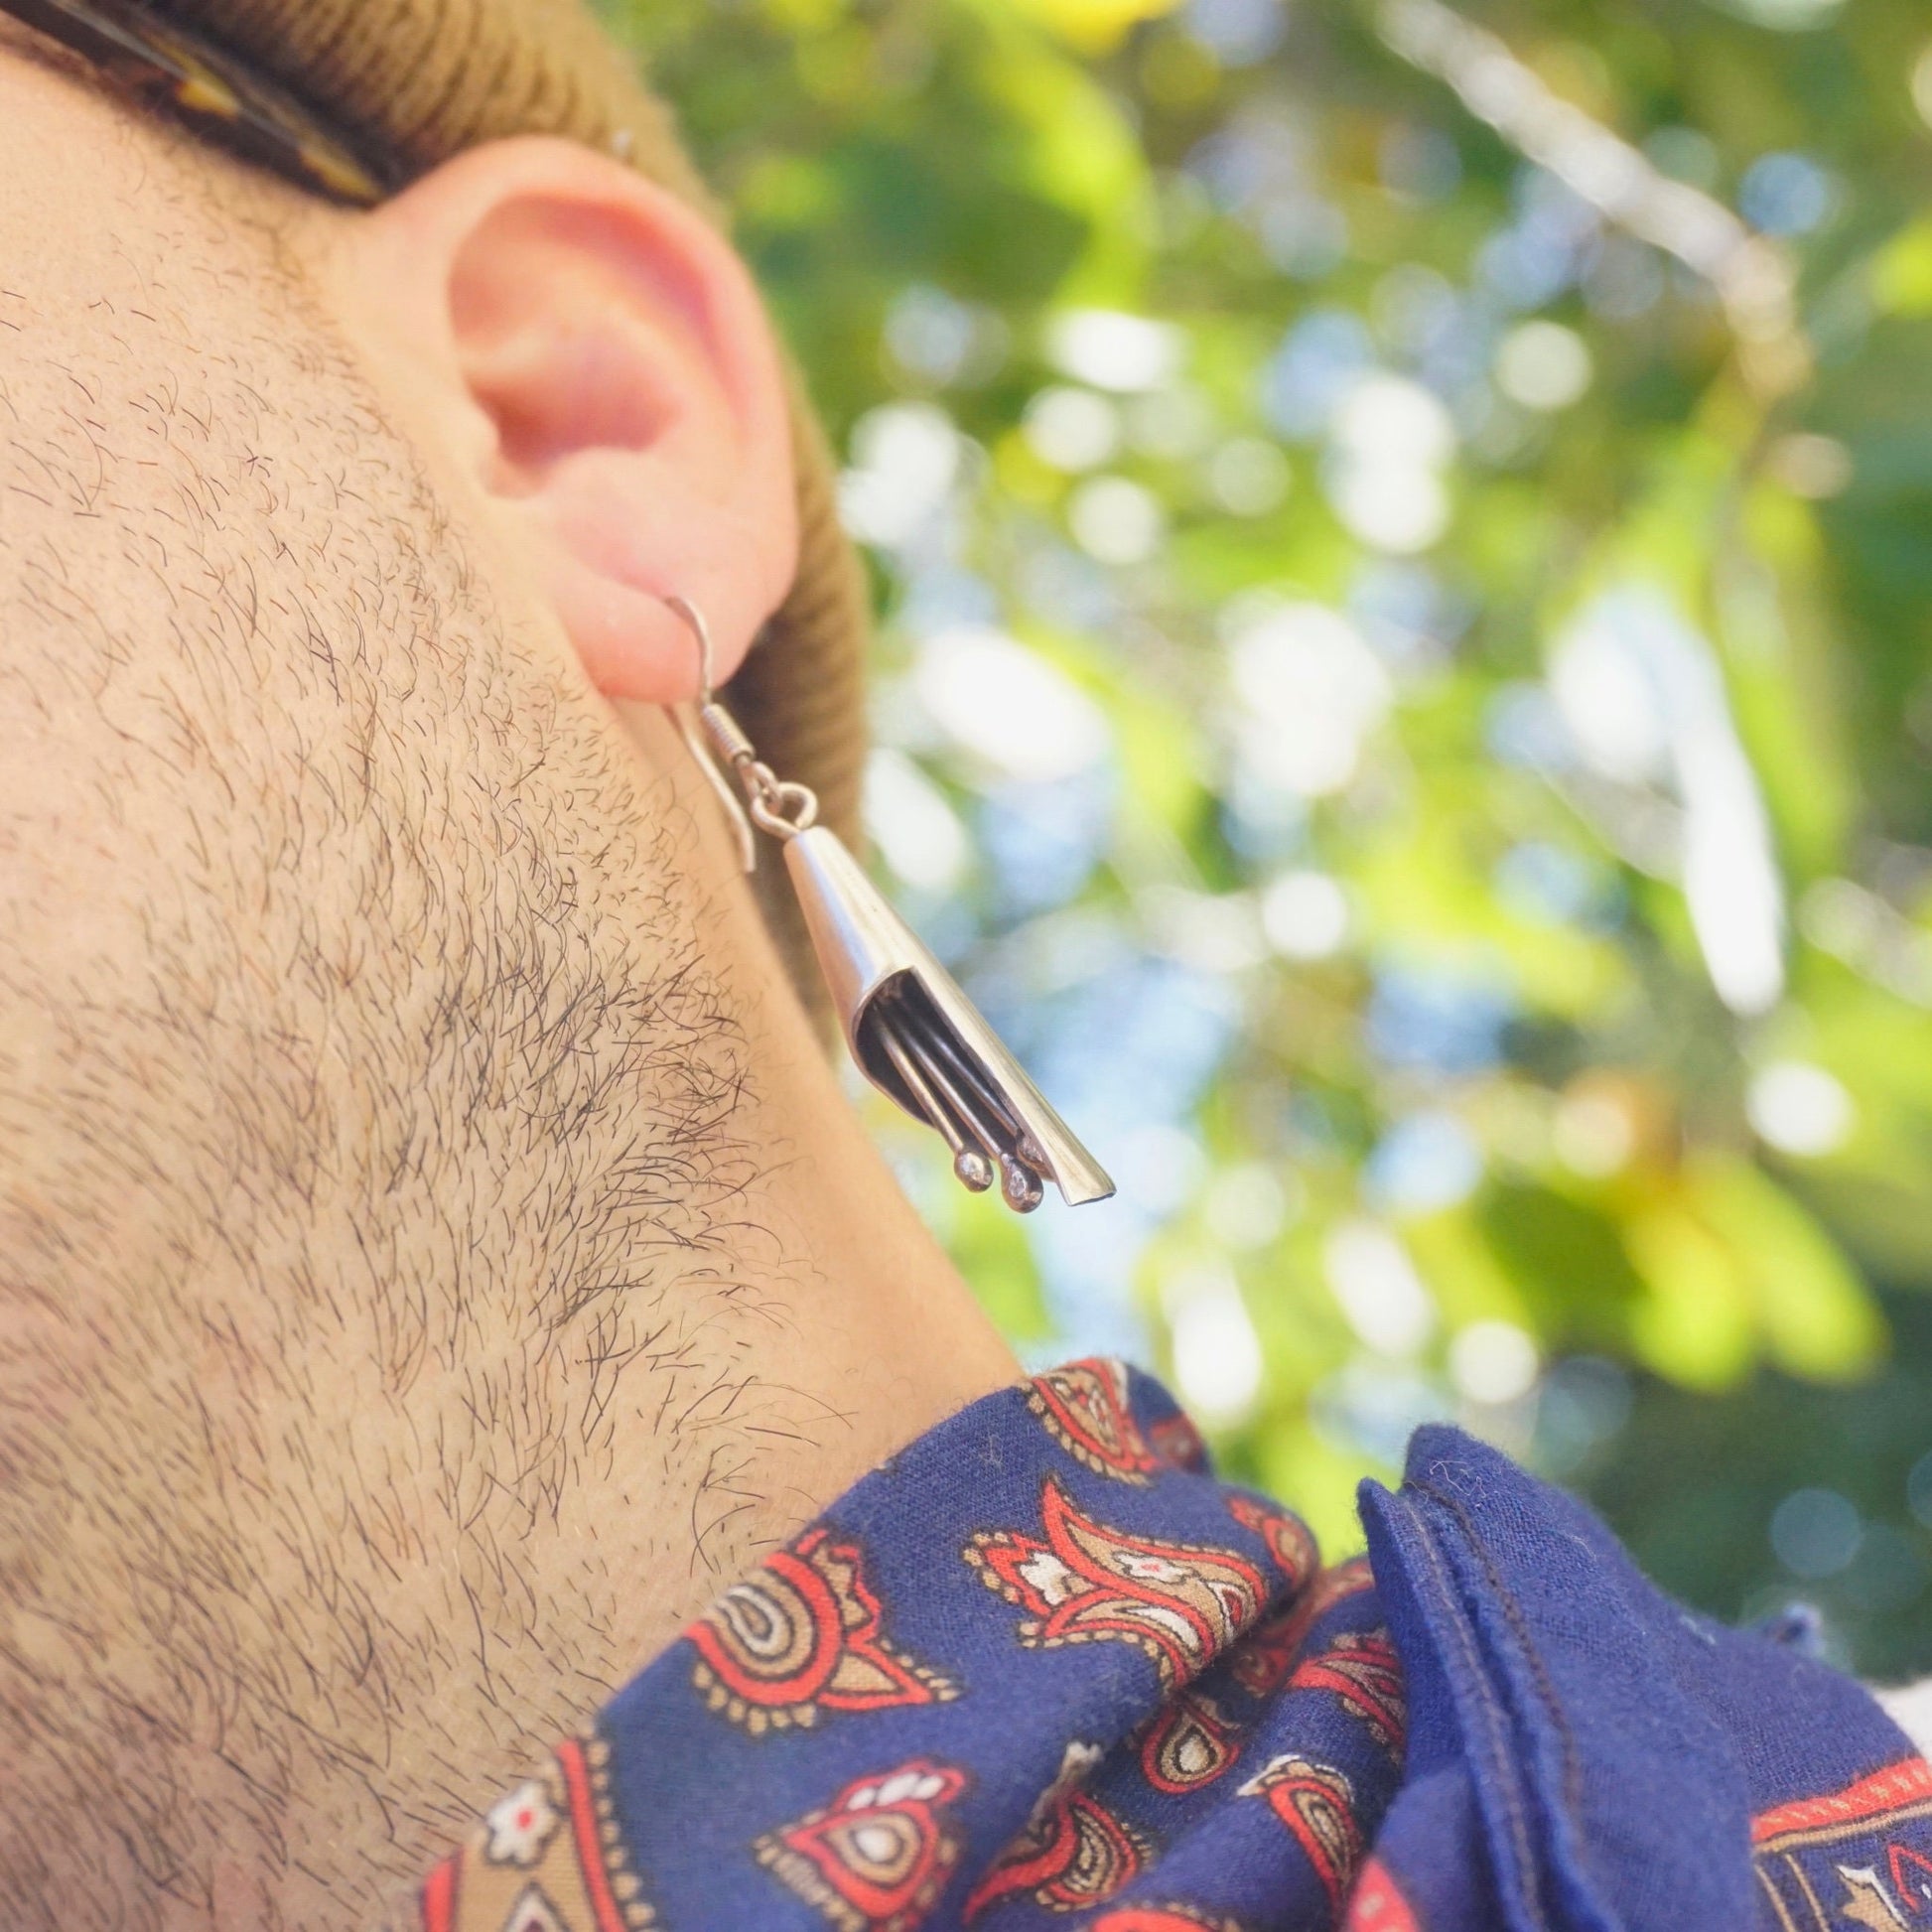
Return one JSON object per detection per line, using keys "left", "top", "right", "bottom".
{"left": 659, "top": 593, "right": 1114, "bottom": 1212}
{"left": 784, "top": 826, "right": 1114, "bottom": 1212}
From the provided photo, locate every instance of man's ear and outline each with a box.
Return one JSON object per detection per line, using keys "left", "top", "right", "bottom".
{"left": 337, "top": 137, "right": 798, "bottom": 701}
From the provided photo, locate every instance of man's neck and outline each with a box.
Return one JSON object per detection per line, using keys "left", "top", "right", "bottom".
{"left": 606, "top": 702, "right": 1022, "bottom": 1550}
{"left": 2, "top": 698, "right": 1016, "bottom": 1928}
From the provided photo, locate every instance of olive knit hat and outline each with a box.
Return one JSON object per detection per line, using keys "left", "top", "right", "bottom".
{"left": 166, "top": 0, "right": 870, "bottom": 1009}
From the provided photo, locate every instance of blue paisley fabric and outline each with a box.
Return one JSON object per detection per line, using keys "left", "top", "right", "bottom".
{"left": 419, "top": 1359, "right": 1931, "bottom": 1932}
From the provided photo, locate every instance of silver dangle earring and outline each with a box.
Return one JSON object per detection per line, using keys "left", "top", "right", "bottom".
{"left": 661, "top": 596, "right": 1114, "bottom": 1213}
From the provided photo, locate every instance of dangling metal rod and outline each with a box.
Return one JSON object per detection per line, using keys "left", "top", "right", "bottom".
{"left": 873, "top": 984, "right": 1047, "bottom": 1212}
{"left": 893, "top": 991, "right": 1052, "bottom": 1174}
{"left": 875, "top": 1022, "right": 995, "bottom": 1194}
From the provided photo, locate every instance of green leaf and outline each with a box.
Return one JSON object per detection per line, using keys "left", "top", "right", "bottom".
{"left": 1621, "top": 1185, "right": 1757, "bottom": 1391}
{"left": 1687, "top": 1156, "right": 1886, "bottom": 1382}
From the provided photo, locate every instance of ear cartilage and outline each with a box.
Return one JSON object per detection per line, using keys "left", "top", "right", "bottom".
{"left": 658, "top": 597, "right": 1115, "bottom": 1211}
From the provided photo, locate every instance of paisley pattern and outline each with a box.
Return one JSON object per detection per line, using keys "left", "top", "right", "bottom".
{"left": 964, "top": 1781, "right": 1149, "bottom": 1919}
{"left": 1239, "top": 1756, "right": 1365, "bottom": 1909}
{"left": 421, "top": 1735, "right": 655, "bottom": 1932}
{"left": 420, "top": 1360, "right": 1925, "bottom": 1932}
{"left": 1224, "top": 1604, "right": 1308, "bottom": 1701}
{"left": 965, "top": 1475, "right": 1270, "bottom": 1689}
{"left": 688, "top": 1526, "right": 958, "bottom": 1734}
{"left": 1289, "top": 1632, "right": 1407, "bottom": 1756}
{"left": 1140, "top": 1691, "right": 1243, "bottom": 1795}
{"left": 755, "top": 1760, "right": 970, "bottom": 1932}
{"left": 1148, "top": 1412, "right": 1210, "bottom": 1475}
{"left": 1229, "top": 1561, "right": 1377, "bottom": 1699}
{"left": 1750, "top": 1758, "right": 1932, "bottom": 1931}
{"left": 1027, "top": 1359, "right": 1166, "bottom": 1484}
{"left": 1226, "top": 1493, "right": 1318, "bottom": 1594}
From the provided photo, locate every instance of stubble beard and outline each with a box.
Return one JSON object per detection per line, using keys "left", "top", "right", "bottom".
{"left": 0, "top": 142, "right": 822, "bottom": 1930}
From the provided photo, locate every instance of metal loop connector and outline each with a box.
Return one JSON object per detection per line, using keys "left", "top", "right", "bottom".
{"left": 747, "top": 770, "right": 820, "bottom": 841}
{"left": 659, "top": 594, "right": 819, "bottom": 862}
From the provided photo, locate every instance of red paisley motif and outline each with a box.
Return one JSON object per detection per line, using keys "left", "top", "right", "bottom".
{"left": 1225, "top": 1493, "right": 1317, "bottom": 1593}
{"left": 1290, "top": 1630, "right": 1407, "bottom": 1754}
{"left": 418, "top": 1731, "right": 655, "bottom": 1932}
{"left": 1750, "top": 1756, "right": 1932, "bottom": 1931}
{"left": 965, "top": 1476, "right": 1270, "bottom": 1690}
{"left": 1140, "top": 1690, "right": 1242, "bottom": 1795}
{"left": 1027, "top": 1360, "right": 1165, "bottom": 1483}
{"left": 754, "top": 1760, "right": 969, "bottom": 1932}
{"left": 688, "top": 1528, "right": 957, "bottom": 1734}
{"left": 1239, "top": 1754, "right": 1364, "bottom": 1908}
{"left": 557, "top": 1737, "right": 642, "bottom": 1932}
{"left": 963, "top": 1787, "right": 1147, "bottom": 1919}
{"left": 1891, "top": 1843, "right": 1932, "bottom": 1911}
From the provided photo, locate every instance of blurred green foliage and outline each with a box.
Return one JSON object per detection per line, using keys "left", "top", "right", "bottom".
{"left": 598, "top": 0, "right": 1932, "bottom": 1672}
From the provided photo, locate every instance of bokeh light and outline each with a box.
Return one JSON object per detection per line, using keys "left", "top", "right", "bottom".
{"left": 615, "top": 0, "right": 1932, "bottom": 1672}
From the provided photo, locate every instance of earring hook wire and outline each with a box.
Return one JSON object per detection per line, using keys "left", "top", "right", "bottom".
{"left": 660, "top": 596, "right": 758, "bottom": 874}
{"left": 665, "top": 593, "right": 719, "bottom": 699}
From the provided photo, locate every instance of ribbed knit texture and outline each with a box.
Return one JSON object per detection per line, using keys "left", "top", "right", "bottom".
{"left": 159, "top": 0, "right": 868, "bottom": 1016}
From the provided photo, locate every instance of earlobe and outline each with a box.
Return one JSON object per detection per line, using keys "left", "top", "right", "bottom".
{"left": 342, "top": 138, "right": 798, "bottom": 702}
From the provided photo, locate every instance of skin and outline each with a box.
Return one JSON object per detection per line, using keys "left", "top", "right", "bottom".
{"left": 0, "top": 27, "right": 1016, "bottom": 1930}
